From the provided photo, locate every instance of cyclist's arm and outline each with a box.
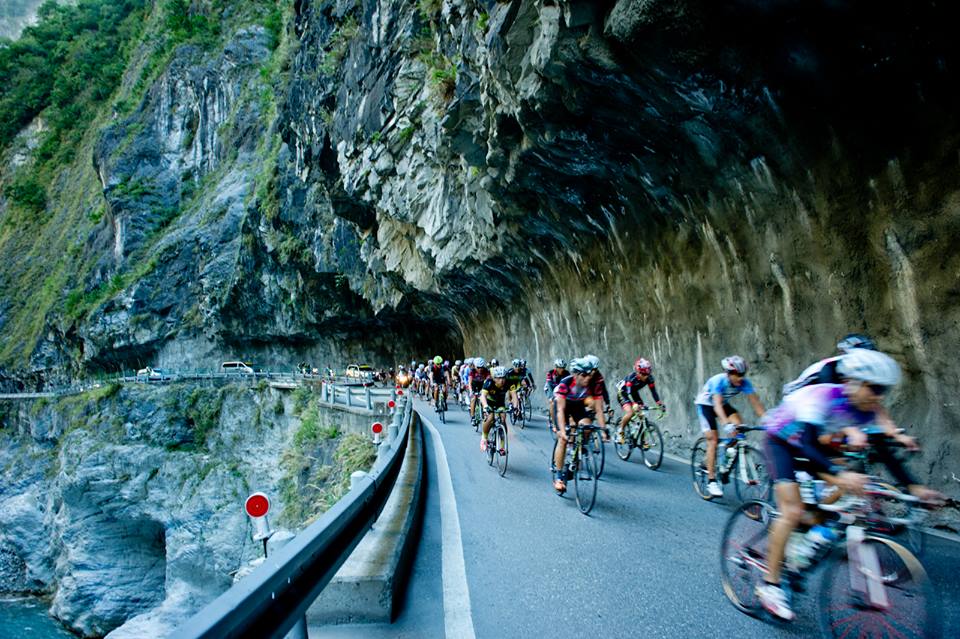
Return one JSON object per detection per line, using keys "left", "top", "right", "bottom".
{"left": 712, "top": 393, "right": 730, "bottom": 422}
{"left": 748, "top": 393, "right": 766, "bottom": 418}
{"left": 555, "top": 394, "right": 567, "bottom": 428}
{"left": 480, "top": 390, "right": 490, "bottom": 410}
{"left": 509, "top": 388, "right": 518, "bottom": 407}
{"left": 594, "top": 397, "right": 607, "bottom": 428}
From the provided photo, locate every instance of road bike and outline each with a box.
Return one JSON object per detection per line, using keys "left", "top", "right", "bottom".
{"left": 510, "top": 395, "right": 526, "bottom": 429}
{"left": 471, "top": 404, "right": 482, "bottom": 432}
{"left": 434, "top": 386, "right": 448, "bottom": 424}
{"left": 483, "top": 407, "right": 509, "bottom": 477}
{"left": 720, "top": 483, "right": 940, "bottom": 638}
{"left": 692, "top": 425, "right": 770, "bottom": 502}
{"left": 552, "top": 424, "right": 599, "bottom": 515}
{"left": 613, "top": 404, "right": 664, "bottom": 470}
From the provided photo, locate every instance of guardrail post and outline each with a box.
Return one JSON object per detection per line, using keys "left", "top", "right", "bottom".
{"left": 283, "top": 617, "right": 308, "bottom": 639}
{"left": 387, "top": 400, "right": 400, "bottom": 444}
{"left": 350, "top": 470, "right": 369, "bottom": 489}
{"left": 365, "top": 387, "right": 372, "bottom": 410}
{"left": 346, "top": 387, "right": 352, "bottom": 407}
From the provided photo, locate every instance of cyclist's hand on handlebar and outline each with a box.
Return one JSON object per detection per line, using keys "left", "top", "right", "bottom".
{"left": 844, "top": 427, "right": 868, "bottom": 449}
{"left": 908, "top": 485, "right": 946, "bottom": 505}
{"left": 895, "top": 432, "right": 920, "bottom": 451}
{"left": 655, "top": 403, "right": 667, "bottom": 419}
{"left": 836, "top": 471, "right": 869, "bottom": 495}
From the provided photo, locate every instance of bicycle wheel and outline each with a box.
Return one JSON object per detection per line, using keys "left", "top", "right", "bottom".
{"left": 614, "top": 420, "right": 633, "bottom": 461}
{"left": 588, "top": 428, "right": 605, "bottom": 478}
{"left": 719, "top": 500, "right": 772, "bottom": 616}
{"left": 732, "top": 445, "right": 771, "bottom": 503}
{"left": 486, "top": 428, "right": 495, "bottom": 466}
{"left": 691, "top": 437, "right": 713, "bottom": 499}
{"left": 574, "top": 445, "right": 598, "bottom": 515}
{"left": 495, "top": 424, "right": 508, "bottom": 477}
{"left": 517, "top": 400, "right": 525, "bottom": 430}
{"left": 472, "top": 410, "right": 480, "bottom": 433}
{"left": 640, "top": 421, "right": 664, "bottom": 470}
{"left": 818, "top": 535, "right": 938, "bottom": 639}
{"left": 524, "top": 394, "right": 532, "bottom": 421}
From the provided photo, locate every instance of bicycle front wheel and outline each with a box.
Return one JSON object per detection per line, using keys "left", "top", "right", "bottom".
{"left": 818, "top": 536, "right": 938, "bottom": 639}
{"left": 691, "top": 437, "right": 713, "bottom": 500}
{"left": 486, "top": 429, "right": 496, "bottom": 466}
{"left": 640, "top": 421, "right": 664, "bottom": 470}
{"left": 574, "top": 447, "right": 598, "bottom": 515}
{"left": 495, "top": 425, "right": 509, "bottom": 477}
{"left": 590, "top": 429, "right": 605, "bottom": 478}
{"left": 732, "top": 445, "right": 771, "bottom": 503}
{"left": 719, "top": 500, "right": 772, "bottom": 616}
{"left": 524, "top": 394, "right": 532, "bottom": 421}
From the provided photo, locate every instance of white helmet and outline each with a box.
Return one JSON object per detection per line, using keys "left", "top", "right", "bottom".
{"left": 455, "top": 360, "right": 462, "bottom": 366}
{"left": 721, "top": 356, "right": 748, "bottom": 374}
{"left": 582, "top": 354, "right": 600, "bottom": 370}
{"left": 492, "top": 366, "right": 508, "bottom": 378}
{"left": 553, "top": 358, "right": 566, "bottom": 368}
{"left": 837, "top": 349, "right": 901, "bottom": 386}
{"left": 474, "top": 357, "right": 487, "bottom": 368}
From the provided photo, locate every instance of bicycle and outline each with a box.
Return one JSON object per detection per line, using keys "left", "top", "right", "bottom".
{"left": 483, "top": 407, "right": 509, "bottom": 477}
{"left": 510, "top": 396, "right": 525, "bottom": 430}
{"left": 692, "top": 425, "right": 770, "bottom": 502}
{"left": 720, "top": 484, "right": 940, "bottom": 638}
{"left": 552, "top": 423, "right": 599, "bottom": 515}
{"left": 435, "top": 386, "right": 448, "bottom": 424}
{"left": 613, "top": 404, "right": 664, "bottom": 470}
{"left": 519, "top": 384, "right": 533, "bottom": 422}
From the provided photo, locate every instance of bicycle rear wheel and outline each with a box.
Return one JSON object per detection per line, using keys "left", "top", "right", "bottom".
{"left": 495, "top": 424, "right": 508, "bottom": 477}
{"left": 590, "top": 429, "right": 605, "bottom": 478}
{"left": 486, "top": 429, "right": 496, "bottom": 466}
{"left": 818, "top": 536, "right": 938, "bottom": 639}
{"left": 614, "top": 420, "right": 633, "bottom": 461}
{"left": 574, "top": 446, "right": 598, "bottom": 515}
{"left": 733, "top": 445, "right": 771, "bottom": 503}
{"left": 524, "top": 393, "right": 532, "bottom": 421}
{"left": 719, "top": 500, "right": 772, "bottom": 616}
{"left": 691, "top": 437, "right": 713, "bottom": 500}
{"left": 640, "top": 421, "right": 664, "bottom": 470}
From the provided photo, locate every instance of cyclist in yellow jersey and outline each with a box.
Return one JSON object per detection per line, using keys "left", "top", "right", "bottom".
{"left": 480, "top": 367, "right": 518, "bottom": 451}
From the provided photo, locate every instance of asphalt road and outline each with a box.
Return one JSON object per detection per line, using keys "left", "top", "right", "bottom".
{"left": 313, "top": 399, "right": 960, "bottom": 638}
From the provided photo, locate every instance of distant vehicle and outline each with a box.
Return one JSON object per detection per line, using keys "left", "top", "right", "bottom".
{"left": 136, "top": 367, "right": 173, "bottom": 382}
{"left": 221, "top": 361, "right": 254, "bottom": 374}
{"left": 346, "top": 364, "right": 374, "bottom": 380}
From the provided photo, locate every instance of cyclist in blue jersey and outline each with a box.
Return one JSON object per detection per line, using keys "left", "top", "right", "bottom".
{"left": 694, "top": 356, "right": 766, "bottom": 497}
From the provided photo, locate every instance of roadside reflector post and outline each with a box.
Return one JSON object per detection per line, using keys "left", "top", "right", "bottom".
{"left": 350, "top": 470, "right": 369, "bottom": 491}
{"left": 244, "top": 492, "right": 274, "bottom": 558}
{"left": 387, "top": 399, "right": 396, "bottom": 415}
{"left": 371, "top": 421, "right": 383, "bottom": 446}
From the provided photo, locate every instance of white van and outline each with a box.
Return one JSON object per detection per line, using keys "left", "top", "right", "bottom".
{"left": 221, "top": 361, "right": 254, "bottom": 374}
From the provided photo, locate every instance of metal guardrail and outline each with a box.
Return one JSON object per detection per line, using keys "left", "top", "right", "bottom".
{"left": 171, "top": 394, "right": 413, "bottom": 639}
{"left": 320, "top": 383, "right": 397, "bottom": 410}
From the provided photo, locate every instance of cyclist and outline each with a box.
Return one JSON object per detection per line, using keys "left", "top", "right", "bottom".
{"left": 782, "top": 333, "right": 876, "bottom": 396}
{"left": 694, "top": 356, "right": 766, "bottom": 498}
{"left": 545, "top": 358, "right": 569, "bottom": 431}
{"left": 480, "top": 366, "right": 518, "bottom": 451}
{"left": 459, "top": 358, "right": 473, "bottom": 404}
{"left": 469, "top": 358, "right": 491, "bottom": 420}
{"left": 552, "top": 357, "right": 608, "bottom": 492}
{"left": 757, "top": 348, "right": 941, "bottom": 622}
{"left": 615, "top": 358, "right": 666, "bottom": 444}
{"left": 451, "top": 359, "right": 462, "bottom": 392}
{"left": 429, "top": 356, "right": 447, "bottom": 406}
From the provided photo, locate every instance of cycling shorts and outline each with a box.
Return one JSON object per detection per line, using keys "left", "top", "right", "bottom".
{"left": 561, "top": 401, "right": 593, "bottom": 424}
{"left": 696, "top": 403, "right": 737, "bottom": 432}
{"left": 763, "top": 434, "right": 816, "bottom": 483}
{"left": 617, "top": 388, "right": 645, "bottom": 408}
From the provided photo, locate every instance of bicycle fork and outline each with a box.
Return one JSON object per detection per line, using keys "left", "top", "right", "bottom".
{"left": 847, "top": 526, "right": 889, "bottom": 609}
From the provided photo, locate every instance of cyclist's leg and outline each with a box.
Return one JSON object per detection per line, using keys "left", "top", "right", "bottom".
{"left": 481, "top": 410, "right": 495, "bottom": 449}
{"left": 554, "top": 426, "right": 569, "bottom": 489}
{"left": 618, "top": 399, "right": 633, "bottom": 441}
{"left": 756, "top": 435, "right": 802, "bottom": 619}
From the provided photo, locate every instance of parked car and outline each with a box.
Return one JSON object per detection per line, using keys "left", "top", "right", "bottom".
{"left": 346, "top": 364, "right": 374, "bottom": 380}
{"left": 221, "top": 361, "right": 254, "bottom": 374}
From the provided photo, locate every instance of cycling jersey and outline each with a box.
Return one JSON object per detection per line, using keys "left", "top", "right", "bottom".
{"left": 469, "top": 367, "right": 490, "bottom": 390}
{"left": 616, "top": 371, "right": 662, "bottom": 406}
{"left": 762, "top": 384, "right": 876, "bottom": 479}
{"left": 460, "top": 365, "right": 471, "bottom": 387}
{"left": 481, "top": 377, "right": 514, "bottom": 408}
{"left": 695, "top": 373, "right": 755, "bottom": 406}
{"left": 554, "top": 374, "right": 604, "bottom": 402}
{"left": 429, "top": 364, "right": 446, "bottom": 384}
{"left": 545, "top": 368, "right": 569, "bottom": 393}
{"left": 781, "top": 357, "right": 841, "bottom": 396}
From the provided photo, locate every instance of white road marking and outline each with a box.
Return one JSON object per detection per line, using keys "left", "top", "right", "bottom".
{"left": 420, "top": 412, "right": 477, "bottom": 639}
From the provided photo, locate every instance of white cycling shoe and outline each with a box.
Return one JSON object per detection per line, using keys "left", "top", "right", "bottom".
{"left": 707, "top": 481, "right": 724, "bottom": 497}
{"left": 756, "top": 583, "right": 795, "bottom": 621}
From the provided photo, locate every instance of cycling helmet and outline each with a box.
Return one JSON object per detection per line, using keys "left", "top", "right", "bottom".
{"left": 837, "top": 349, "right": 901, "bottom": 386}
{"left": 417, "top": 364, "right": 424, "bottom": 371}
{"left": 410, "top": 360, "right": 416, "bottom": 367}
{"left": 474, "top": 357, "right": 487, "bottom": 368}
{"left": 570, "top": 358, "right": 596, "bottom": 374}
{"left": 490, "top": 358, "right": 499, "bottom": 366}
{"left": 433, "top": 355, "right": 442, "bottom": 365}
{"left": 553, "top": 358, "right": 566, "bottom": 369}
{"left": 512, "top": 358, "right": 522, "bottom": 368}
{"left": 520, "top": 359, "right": 527, "bottom": 367}
{"left": 634, "top": 358, "right": 652, "bottom": 374}
{"left": 837, "top": 333, "right": 877, "bottom": 353}
{"left": 492, "top": 366, "right": 508, "bottom": 378}
{"left": 443, "top": 360, "right": 450, "bottom": 366}
{"left": 455, "top": 359, "right": 462, "bottom": 366}
{"left": 721, "top": 356, "right": 748, "bottom": 374}
{"left": 583, "top": 354, "right": 600, "bottom": 370}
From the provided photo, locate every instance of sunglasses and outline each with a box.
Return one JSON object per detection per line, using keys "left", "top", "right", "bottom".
{"left": 866, "top": 383, "right": 890, "bottom": 396}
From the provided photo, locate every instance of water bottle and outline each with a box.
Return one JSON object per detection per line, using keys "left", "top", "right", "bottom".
{"left": 785, "top": 532, "right": 811, "bottom": 571}
{"left": 724, "top": 443, "right": 737, "bottom": 460}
